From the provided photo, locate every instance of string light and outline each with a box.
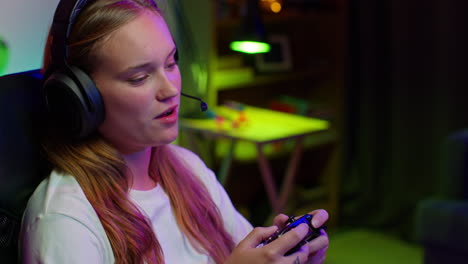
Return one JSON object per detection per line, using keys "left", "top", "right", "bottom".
{"left": 270, "top": 2, "right": 282, "bottom": 13}
{"left": 260, "top": 0, "right": 283, "bottom": 14}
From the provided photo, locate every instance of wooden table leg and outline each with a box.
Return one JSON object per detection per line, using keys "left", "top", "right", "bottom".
{"left": 278, "top": 137, "right": 305, "bottom": 212}
{"left": 255, "top": 143, "right": 280, "bottom": 214}
{"left": 217, "top": 138, "right": 236, "bottom": 185}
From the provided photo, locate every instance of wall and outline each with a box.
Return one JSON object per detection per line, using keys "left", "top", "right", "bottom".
{"left": 0, "top": 0, "right": 60, "bottom": 75}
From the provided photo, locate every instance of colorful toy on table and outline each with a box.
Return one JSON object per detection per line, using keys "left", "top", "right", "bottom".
{"left": 203, "top": 109, "right": 217, "bottom": 119}
{"left": 268, "top": 95, "right": 309, "bottom": 116}
{"left": 205, "top": 101, "right": 250, "bottom": 131}
{"left": 224, "top": 101, "right": 249, "bottom": 130}
{"left": 230, "top": 110, "right": 247, "bottom": 129}
{"left": 215, "top": 115, "right": 226, "bottom": 130}
{"left": 202, "top": 109, "right": 228, "bottom": 130}
{"left": 224, "top": 101, "right": 246, "bottom": 111}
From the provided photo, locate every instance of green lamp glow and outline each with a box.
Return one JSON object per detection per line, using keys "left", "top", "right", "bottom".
{"left": 0, "top": 38, "right": 8, "bottom": 76}
{"left": 230, "top": 41, "right": 271, "bottom": 54}
{"left": 230, "top": 0, "right": 270, "bottom": 55}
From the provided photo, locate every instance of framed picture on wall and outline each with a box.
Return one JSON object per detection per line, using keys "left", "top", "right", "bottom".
{"left": 255, "top": 34, "right": 293, "bottom": 73}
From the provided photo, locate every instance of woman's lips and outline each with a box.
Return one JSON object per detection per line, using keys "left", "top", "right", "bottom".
{"left": 154, "top": 105, "right": 178, "bottom": 123}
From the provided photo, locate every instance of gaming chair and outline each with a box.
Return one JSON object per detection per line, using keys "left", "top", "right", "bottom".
{"left": 0, "top": 70, "right": 51, "bottom": 263}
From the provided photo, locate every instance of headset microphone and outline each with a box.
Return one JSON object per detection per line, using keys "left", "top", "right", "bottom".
{"left": 181, "top": 92, "right": 208, "bottom": 112}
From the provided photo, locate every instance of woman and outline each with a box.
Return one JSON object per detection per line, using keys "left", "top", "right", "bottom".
{"left": 20, "top": 0, "right": 329, "bottom": 263}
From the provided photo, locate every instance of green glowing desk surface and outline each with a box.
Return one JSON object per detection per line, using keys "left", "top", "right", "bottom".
{"left": 181, "top": 105, "right": 329, "bottom": 143}
{"left": 180, "top": 105, "right": 332, "bottom": 214}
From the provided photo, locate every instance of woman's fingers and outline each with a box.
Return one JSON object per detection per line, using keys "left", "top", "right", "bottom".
{"left": 287, "top": 229, "right": 328, "bottom": 264}
{"left": 283, "top": 242, "right": 310, "bottom": 264}
{"left": 230, "top": 218, "right": 329, "bottom": 264}
{"left": 237, "top": 226, "right": 278, "bottom": 249}
{"left": 272, "top": 213, "right": 289, "bottom": 228}
{"left": 275, "top": 209, "right": 329, "bottom": 230}
{"left": 305, "top": 244, "right": 328, "bottom": 264}
{"left": 308, "top": 209, "right": 329, "bottom": 228}
{"left": 267, "top": 223, "right": 309, "bottom": 255}
{"left": 307, "top": 229, "right": 329, "bottom": 254}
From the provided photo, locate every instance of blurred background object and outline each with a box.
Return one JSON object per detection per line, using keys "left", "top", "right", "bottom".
{"left": 259, "top": 0, "right": 284, "bottom": 14}
{"left": 0, "top": 37, "right": 8, "bottom": 75}
{"left": 0, "top": 0, "right": 60, "bottom": 75}
{"left": 414, "top": 130, "right": 468, "bottom": 263}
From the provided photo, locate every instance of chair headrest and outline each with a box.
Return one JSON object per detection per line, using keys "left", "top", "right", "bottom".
{"left": 0, "top": 69, "right": 51, "bottom": 219}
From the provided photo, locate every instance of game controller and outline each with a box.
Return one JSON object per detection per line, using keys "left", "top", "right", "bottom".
{"left": 257, "top": 214, "right": 327, "bottom": 256}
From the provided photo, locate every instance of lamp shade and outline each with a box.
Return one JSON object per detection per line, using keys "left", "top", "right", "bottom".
{"left": 230, "top": 0, "right": 271, "bottom": 54}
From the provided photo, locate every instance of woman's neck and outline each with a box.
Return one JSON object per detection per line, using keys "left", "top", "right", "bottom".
{"left": 121, "top": 147, "right": 156, "bottom": 191}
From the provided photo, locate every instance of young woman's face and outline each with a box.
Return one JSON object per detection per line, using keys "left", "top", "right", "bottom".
{"left": 91, "top": 11, "right": 181, "bottom": 154}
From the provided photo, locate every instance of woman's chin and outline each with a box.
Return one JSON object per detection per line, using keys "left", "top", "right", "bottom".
{"left": 152, "top": 131, "right": 179, "bottom": 146}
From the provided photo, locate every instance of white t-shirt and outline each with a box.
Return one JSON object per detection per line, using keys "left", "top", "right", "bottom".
{"left": 20, "top": 145, "right": 253, "bottom": 263}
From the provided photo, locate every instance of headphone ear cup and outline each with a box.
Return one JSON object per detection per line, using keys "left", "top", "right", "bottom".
{"left": 68, "top": 65, "right": 105, "bottom": 127}
{"left": 43, "top": 65, "right": 105, "bottom": 139}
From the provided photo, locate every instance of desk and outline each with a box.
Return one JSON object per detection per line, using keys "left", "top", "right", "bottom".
{"left": 180, "top": 105, "right": 330, "bottom": 214}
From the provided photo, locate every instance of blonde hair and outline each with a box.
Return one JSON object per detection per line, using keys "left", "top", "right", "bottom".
{"left": 43, "top": 1, "right": 234, "bottom": 263}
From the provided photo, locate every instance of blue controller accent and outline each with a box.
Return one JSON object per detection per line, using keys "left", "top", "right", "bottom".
{"left": 257, "top": 214, "right": 327, "bottom": 256}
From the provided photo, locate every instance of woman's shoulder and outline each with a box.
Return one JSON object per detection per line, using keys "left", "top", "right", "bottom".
{"left": 167, "top": 144, "right": 201, "bottom": 162}
{"left": 22, "top": 170, "right": 101, "bottom": 231}
{"left": 166, "top": 144, "right": 207, "bottom": 170}
{"left": 20, "top": 171, "right": 113, "bottom": 263}
{"left": 166, "top": 144, "right": 218, "bottom": 184}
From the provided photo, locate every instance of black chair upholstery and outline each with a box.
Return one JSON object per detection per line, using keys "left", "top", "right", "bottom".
{"left": 0, "top": 70, "right": 51, "bottom": 263}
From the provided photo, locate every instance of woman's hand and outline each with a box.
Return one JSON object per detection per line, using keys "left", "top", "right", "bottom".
{"left": 225, "top": 224, "right": 313, "bottom": 264}
{"left": 273, "top": 209, "right": 329, "bottom": 264}
{"left": 225, "top": 209, "right": 329, "bottom": 264}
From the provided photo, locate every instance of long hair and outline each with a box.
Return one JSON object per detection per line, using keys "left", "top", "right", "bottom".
{"left": 42, "top": 1, "right": 235, "bottom": 263}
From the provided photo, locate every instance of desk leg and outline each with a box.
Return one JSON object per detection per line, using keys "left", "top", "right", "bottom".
{"left": 255, "top": 143, "right": 280, "bottom": 214}
{"left": 278, "top": 137, "right": 305, "bottom": 212}
{"left": 218, "top": 139, "right": 236, "bottom": 185}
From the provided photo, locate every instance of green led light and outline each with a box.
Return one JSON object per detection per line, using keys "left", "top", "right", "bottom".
{"left": 230, "top": 41, "right": 271, "bottom": 54}
{"left": 0, "top": 39, "right": 8, "bottom": 76}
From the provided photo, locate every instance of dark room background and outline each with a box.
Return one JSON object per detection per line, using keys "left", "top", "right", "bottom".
{"left": 342, "top": 0, "right": 468, "bottom": 241}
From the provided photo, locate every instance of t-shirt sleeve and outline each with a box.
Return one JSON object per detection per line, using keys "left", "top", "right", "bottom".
{"left": 172, "top": 145, "right": 254, "bottom": 244}
{"left": 204, "top": 167, "right": 254, "bottom": 244}
{"left": 21, "top": 213, "right": 104, "bottom": 264}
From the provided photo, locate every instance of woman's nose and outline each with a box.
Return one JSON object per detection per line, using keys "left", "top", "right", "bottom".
{"left": 156, "top": 75, "right": 179, "bottom": 101}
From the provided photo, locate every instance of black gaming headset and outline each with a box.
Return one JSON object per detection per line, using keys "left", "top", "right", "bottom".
{"left": 42, "top": 0, "right": 104, "bottom": 139}
{"left": 43, "top": 0, "right": 207, "bottom": 140}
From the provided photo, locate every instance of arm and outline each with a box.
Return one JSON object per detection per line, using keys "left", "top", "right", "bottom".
{"left": 225, "top": 210, "right": 329, "bottom": 264}
{"left": 172, "top": 145, "right": 329, "bottom": 263}
{"left": 201, "top": 162, "right": 329, "bottom": 263}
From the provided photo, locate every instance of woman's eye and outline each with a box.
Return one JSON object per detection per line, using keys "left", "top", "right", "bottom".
{"left": 128, "top": 75, "right": 148, "bottom": 85}
{"left": 166, "top": 61, "right": 178, "bottom": 70}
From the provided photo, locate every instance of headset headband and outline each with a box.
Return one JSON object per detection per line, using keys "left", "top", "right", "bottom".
{"left": 50, "top": 0, "right": 90, "bottom": 66}
{"left": 43, "top": 0, "right": 106, "bottom": 139}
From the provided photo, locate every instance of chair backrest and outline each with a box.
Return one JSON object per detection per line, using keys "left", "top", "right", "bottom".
{"left": 0, "top": 70, "right": 51, "bottom": 263}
